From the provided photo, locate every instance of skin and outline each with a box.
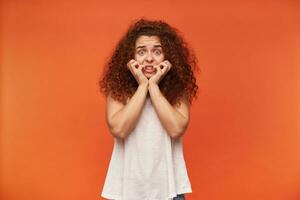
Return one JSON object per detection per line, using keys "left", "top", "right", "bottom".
{"left": 105, "top": 35, "right": 190, "bottom": 139}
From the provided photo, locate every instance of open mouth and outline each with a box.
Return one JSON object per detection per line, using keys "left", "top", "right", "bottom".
{"left": 143, "top": 65, "right": 156, "bottom": 74}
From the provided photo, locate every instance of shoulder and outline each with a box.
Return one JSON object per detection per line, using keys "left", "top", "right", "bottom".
{"left": 106, "top": 92, "right": 128, "bottom": 106}
{"left": 174, "top": 94, "right": 190, "bottom": 120}
{"left": 106, "top": 93, "right": 126, "bottom": 120}
{"left": 174, "top": 94, "right": 190, "bottom": 109}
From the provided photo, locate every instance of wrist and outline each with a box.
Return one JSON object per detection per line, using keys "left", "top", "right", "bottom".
{"left": 148, "top": 82, "right": 159, "bottom": 93}
{"left": 139, "top": 82, "right": 149, "bottom": 89}
{"left": 148, "top": 81, "right": 158, "bottom": 87}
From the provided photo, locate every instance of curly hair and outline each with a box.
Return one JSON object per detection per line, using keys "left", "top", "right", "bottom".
{"left": 99, "top": 18, "right": 199, "bottom": 106}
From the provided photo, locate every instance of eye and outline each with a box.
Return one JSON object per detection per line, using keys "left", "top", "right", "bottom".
{"left": 154, "top": 49, "right": 162, "bottom": 55}
{"left": 137, "top": 50, "right": 145, "bottom": 55}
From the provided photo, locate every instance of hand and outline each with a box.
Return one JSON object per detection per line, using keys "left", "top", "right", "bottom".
{"left": 149, "top": 60, "right": 172, "bottom": 85}
{"left": 127, "top": 59, "right": 148, "bottom": 85}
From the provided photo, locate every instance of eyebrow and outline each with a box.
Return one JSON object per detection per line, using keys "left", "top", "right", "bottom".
{"left": 136, "top": 44, "right": 162, "bottom": 49}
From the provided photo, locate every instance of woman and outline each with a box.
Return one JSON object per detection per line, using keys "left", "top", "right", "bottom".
{"left": 99, "top": 18, "right": 199, "bottom": 200}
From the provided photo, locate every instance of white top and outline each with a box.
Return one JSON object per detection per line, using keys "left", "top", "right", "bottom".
{"left": 101, "top": 96, "right": 192, "bottom": 200}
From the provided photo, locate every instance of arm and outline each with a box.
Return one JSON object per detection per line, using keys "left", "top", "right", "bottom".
{"left": 105, "top": 83, "right": 149, "bottom": 139}
{"left": 148, "top": 82, "right": 190, "bottom": 139}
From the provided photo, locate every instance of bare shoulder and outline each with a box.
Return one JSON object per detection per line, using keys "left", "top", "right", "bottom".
{"left": 106, "top": 93, "right": 126, "bottom": 123}
{"left": 174, "top": 95, "right": 190, "bottom": 120}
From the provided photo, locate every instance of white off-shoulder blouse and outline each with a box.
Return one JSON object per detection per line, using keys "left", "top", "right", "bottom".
{"left": 101, "top": 96, "right": 192, "bottom": 200}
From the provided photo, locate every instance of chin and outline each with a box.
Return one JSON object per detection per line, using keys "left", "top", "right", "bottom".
{"left": 144, "top": 73, "right": 153, "bottom": 79}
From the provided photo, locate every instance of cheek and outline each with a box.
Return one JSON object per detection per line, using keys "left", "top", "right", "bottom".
{"left": 155, "top": 55, "right": 165, "bottom": 62}
{"left": 134, "top": 54, "right": 144, "bottom": 62}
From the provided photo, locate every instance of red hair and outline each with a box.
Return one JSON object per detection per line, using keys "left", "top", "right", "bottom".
{"left": 99, "top": 18, "right": 200, "bottom": 106}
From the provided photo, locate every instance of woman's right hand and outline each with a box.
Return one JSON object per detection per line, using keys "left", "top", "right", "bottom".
{"left": 127, "top": 59, "right": 148, "bottom": 86}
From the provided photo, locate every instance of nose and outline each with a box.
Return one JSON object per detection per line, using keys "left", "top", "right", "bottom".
{"left": 145, "top": 52, "right": 153, "bottom": 62}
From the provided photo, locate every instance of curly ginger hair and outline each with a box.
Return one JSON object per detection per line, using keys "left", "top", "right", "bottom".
{"left": 99, "top": 18, "right": 199, "bottom": 106}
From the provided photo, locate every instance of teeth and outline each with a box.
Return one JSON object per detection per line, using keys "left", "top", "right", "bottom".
{"left": 144, "top": 66, "right": 155, "bottom": 73}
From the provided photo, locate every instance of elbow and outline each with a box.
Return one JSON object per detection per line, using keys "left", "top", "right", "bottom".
{"left": 109, "top": 126, "right": 128, "bottom": 140}
{"left": 111, "top": 131, "right": 128, "bottom": 139}
{"left": 169, "top": 130, "right": 184, "bottom": 139}
{"left": 169, "top": 125, "right": 187, "bottom": 139}
{"left": 107, "top": 118, "right": 128, "bottom": 139}
{"left": 169, "top": 120, "right": 189, "bottom": 139}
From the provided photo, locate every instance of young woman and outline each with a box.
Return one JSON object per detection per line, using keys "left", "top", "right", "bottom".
{"left": 99, "top": 18, "right": 199, "bottom": 200}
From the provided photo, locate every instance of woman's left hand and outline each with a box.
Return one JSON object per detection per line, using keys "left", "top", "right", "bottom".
{"left": 149, "top": 60, "right": 172, "bottom": 85}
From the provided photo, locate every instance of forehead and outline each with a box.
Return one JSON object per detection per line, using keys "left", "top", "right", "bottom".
{"left": 135, "top": 35, "right": 162, "bottom": 47}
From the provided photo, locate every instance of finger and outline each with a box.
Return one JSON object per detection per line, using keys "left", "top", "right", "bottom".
{"left": 134, "top": 63, "right": 146, "bottom": 78}
{"left": 153, "top": 64, "right": 162, "bottom": 74}
{"left": 128, "top": 61, "right": 139, "bottom": 77}
{"left": 131, "top": 60, "right": 141, "bottom": 71}
{"left": 139, "top": 63, "right": 146, "bottom": 71}
{"left": 130, "top": 62, "right": 140, "bottom": 75}
{"left": 156, "top": 63, "right": 165, "bottom": 72}
{"left": 127, "top": 60, "right": 139, "bottom": 70}
{"left": 164, "top": 60, "right": 172, "bottom": 66}
{"left": 127, "top": 59, "right": 135, "bottom": 67}
{"left": 158, "top": 63, "right": 164, "bottom": 70}
{"left": 127, "top": 63, "right": 134, "bottom": 74}
{"left": 159, "top": 62, "right": 169, "bottom": 74}
{"left": 133, "top": 62, "right": 139, "bottom": 69}
{"left": 127, "top": 61, "right": 134, "bottom": 74}
{"left": 164, "top": 61, "right": 172, "bottom": 72}
{"left": 136, "top": 64, "right": 144, "bottom": 75}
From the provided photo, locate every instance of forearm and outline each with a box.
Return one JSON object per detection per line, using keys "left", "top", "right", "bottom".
{"left": 110, "top": 83, "right": 148, "bottom": 139}
{"left": 148, "top": 83, "right": 187, "bottom": 138}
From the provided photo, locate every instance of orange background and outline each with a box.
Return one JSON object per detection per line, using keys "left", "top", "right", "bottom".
{"left": 1, "top": 1, "right": 300, "bottom": 200}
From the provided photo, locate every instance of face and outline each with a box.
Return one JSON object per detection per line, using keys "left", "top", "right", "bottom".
{"left": 134, "top": 35, "right": 165, "bottom": 79}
